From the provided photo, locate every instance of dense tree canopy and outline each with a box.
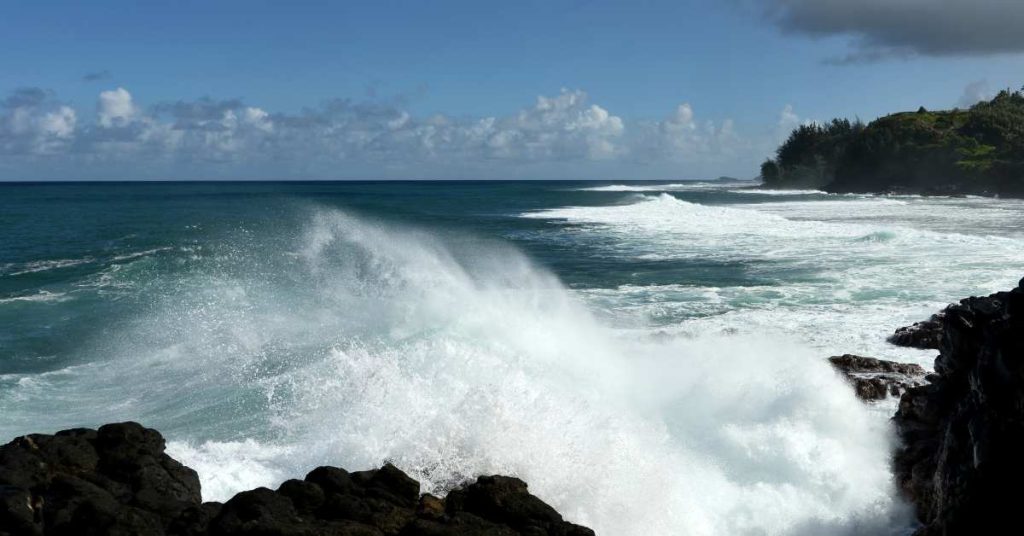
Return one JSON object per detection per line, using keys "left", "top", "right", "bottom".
{"left": 761, "top": 88, "right": 1024, "bottom": 196}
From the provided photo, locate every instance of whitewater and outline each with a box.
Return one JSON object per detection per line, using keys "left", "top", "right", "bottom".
{"left": 2, "top": 181, "right": 1023, "bottom": 535}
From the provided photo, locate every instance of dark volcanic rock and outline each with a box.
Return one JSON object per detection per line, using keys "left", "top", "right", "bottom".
{"left": 0, "top": 423, "right": 592, "bottom": 536}
{"left": 0, "top": 422, "right": 200, "bottom": 536}
{"left": 828, "top": 354, "right": 927, "bottom": 401}
{"left": 444, "top": 476, "right": 591, "bottom": 536}
{"left": 888, "top": 313, "right": 945, "bottom": 349}
{"left": 892, "top": 278, "right": 1024, "bottom": 535}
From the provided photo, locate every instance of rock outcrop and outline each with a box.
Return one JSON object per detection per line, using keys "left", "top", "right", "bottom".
{"left": 888, "top": 313, "right": 945, "bottom": 350}
{"left": 0, "top": 422, "right": 593, "bottom": 536}
{"left": 828, "top": 354, "right": 926, "bottom": 401}
{"left": 892, "top": 278, "right": 1024, "bottom": 535}
{"left": 0, "top": 422, "right": 200, "bottom": 535}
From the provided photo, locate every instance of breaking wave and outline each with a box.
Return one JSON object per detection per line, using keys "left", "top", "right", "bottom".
{"left": 579, "top": 182, "right": 753, "bottom": 192}
{"left": 0, "top": 207, "right": 910, "bottom": 535}
{"left": 520, "top": 193, "right": 1023, "bottom": 367}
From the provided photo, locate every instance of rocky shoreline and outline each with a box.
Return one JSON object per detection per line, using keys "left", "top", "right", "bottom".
{"left": 830, "top": 278, "right": 1023, "bottom": 534}
{"left": 890, "top": 278, "right": 1024, "bottom": 535}
{"left": 0, "top": 422, "right": 592, "bottom": 535}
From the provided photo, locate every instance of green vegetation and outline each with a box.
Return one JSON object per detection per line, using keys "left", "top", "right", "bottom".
{"left": 761, "top": 88, "right": 1024, "bottom": 196}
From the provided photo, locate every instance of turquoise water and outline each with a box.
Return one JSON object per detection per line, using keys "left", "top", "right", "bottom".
{"left": 2, "top": 180, "right": 1023, "bottom": 535}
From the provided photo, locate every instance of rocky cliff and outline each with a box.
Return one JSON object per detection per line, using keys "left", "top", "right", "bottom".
{"left": 0, "top": 422, "right": 592, "bottom": 536}
{"left": 892, "top": 278, "right": 1024, "bottom": 535}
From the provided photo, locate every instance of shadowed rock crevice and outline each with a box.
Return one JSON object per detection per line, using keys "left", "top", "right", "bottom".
{"left": 0, "top": 423, "right": 593, "bottom": 536}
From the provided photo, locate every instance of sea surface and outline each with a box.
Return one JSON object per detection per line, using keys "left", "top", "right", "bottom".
{"left": 3, "top": 180, "right": 1023, "bottom": 535}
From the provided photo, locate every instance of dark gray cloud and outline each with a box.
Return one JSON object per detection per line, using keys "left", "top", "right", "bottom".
{"left": 762, "top": 0, "right": 1024, "bottom": 61}
{"left": 153, "top": 97, "right": 246, "bottom": 130}
{"left": 3, "top": 87, "right": 50, "bottom": 109}
{"left": 82, "top": 70, "right": 112, "bottom": 82}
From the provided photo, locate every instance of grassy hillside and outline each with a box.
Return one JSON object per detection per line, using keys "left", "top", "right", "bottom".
{"left": 761, "top": 89, "right": 1024, "bottom": 196}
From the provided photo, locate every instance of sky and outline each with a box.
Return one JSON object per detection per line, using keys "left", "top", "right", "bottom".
{"left": 2, "top": 0, "right": 1023, "bottom": 180}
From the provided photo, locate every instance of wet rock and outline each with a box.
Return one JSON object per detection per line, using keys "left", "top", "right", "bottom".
{"left": 892, "top": 278, "right": 1024, "bottom": 535}
{"left": 275, "top": 479, "right": 323, "bottom": 514}
{"left": 828, "top": 354, "right": 927, "bottom": 401}
{"left": 167, "top": 503, "right": 221, "bottom": 536}
{"left": 0, "top": 422, "right": 200, "bottom": 536}
{"left": 207, "top": 487, "right": 306, "bottom": 536}
{"left": 353, "top": 463, "right": 420, "bottom": 508}
{"left": 445, "top": 476, "right": 592, "bottom": 536}
{"left": 416, "top": 494, "right": 445, "bottom": 520}
{"left": 888, "top": 313, "right": 945, "bottom": 349}
{"left": 0, "top": 485, "right": 38, "bottom": 535}
{"left": 0, "top": 423, "right": 592, "bottom": 536}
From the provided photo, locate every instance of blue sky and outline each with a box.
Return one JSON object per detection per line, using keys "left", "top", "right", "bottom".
{"left": 2, "top": 0, "right": 1023, "bottom": 180}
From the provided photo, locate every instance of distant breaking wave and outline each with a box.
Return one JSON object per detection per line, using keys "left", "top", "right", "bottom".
{"left": 1, "top": 258, "right": 93, "bottom": 276}
{"left": 578, "top": 181, "right": 753, "bottom": 192}
{"left": 1, "top": 247, "right": 173, "bottom": 278}
{"left": 728, "top": 188, "right": 827, "bottom": 196}
{"left": 0, "top": 290, "right": 71, "bottom": 305}
{"left": 519, "top": 192, "right": 1024, "bottom": 368}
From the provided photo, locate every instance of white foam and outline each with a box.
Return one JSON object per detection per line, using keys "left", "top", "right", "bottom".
{"left": 728, "top": 189, "right": 827, "bottom": 196}
{"left": 579, "top": 182, "right": 753, "bottom": 192}
{"left": 110, "top": 247, "right": 173, "bottom": 262}
{"left": 524, "top": 193, "right": 1022, "bottom": 381}
{"left": 2, "top": 258, "right": 93, "bottom": 276}
{"left": 521, "top": 192, "right": 1023, "bottom": 258}
{"left": 524, "top": 193, "right": 799, "bottom": 238}
{"left": 167, "top": 440, "right": 295, "bottom": 501}
{"left": 0, "top": 290, "right": 71, "bottom": 304}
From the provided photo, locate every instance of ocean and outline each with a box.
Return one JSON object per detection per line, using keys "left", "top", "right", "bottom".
{"left": 2, "top": 180, "right": 1023, "bottom": 535}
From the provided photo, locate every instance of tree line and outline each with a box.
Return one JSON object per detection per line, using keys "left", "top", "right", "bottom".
{"left": 761, "top": 88, "right": 1024, "bottom": 196}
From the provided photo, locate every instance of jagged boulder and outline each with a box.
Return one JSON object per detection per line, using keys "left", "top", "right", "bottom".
{"left": 828, "top": 354, "right": 926, "bottom": 401}
{"left": 892, "top": 278, "right": 1024, "bottom": 535}
{"left": 0, "top": 423, "right": 593, "bottom": 536}
{"left": 0, "top": 422, "right": 200, "bottom": 535}
{"left": 888, "top": 313, "right": 945, "bottom": 350}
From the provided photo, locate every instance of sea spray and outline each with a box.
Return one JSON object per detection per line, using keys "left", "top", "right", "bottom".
{"left": 127, "top": 207, "right": 910, "bottom": 534}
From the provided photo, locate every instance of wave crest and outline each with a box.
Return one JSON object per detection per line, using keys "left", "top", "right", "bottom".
{"left": 154, "top": 208, "right": 908, "bottom": 534}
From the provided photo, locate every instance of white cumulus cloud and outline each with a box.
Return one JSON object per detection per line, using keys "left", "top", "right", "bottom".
{"left": 0, "top": 86, "right": 764, "bottom": 179}
{"left": 0, "top": 88, "right": 78, "bottom": 154}
{"left": 97, "top": 87, "right": 138, "bottom": 128}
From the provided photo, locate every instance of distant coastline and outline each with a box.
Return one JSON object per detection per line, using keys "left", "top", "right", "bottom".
{"left": 759, "top": 88, "right": 1024, "bottom": 198}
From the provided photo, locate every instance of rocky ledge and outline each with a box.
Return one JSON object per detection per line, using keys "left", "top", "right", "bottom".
{"left": 0, "top": 422, "right": 592, "bottom": 536}
{"left": 887, "top": 312, "right": 944, "bottom": 350}
{"left": 828, "top": 354, "right": 926, "bottom": 401}
{"left": 892, "top": 278, "right": 1024, "bottom": 535}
